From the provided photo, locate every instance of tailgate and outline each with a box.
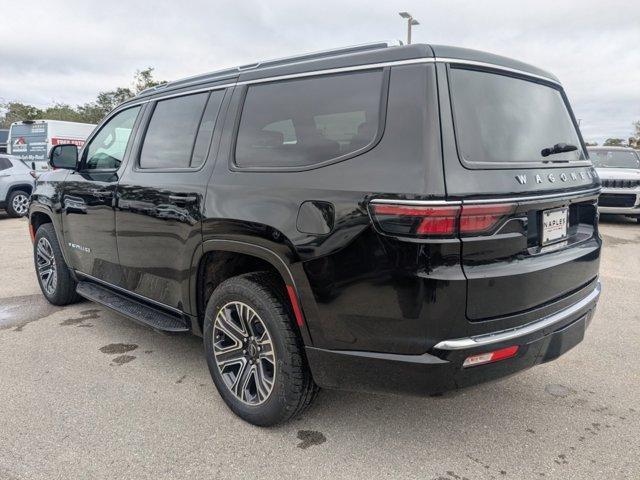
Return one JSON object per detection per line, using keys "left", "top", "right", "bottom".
{"left": 460, "top": 188, "right": 600, "bottom": 320}
{"left": 439, "top": 62, "right": 601, "bottom": 321}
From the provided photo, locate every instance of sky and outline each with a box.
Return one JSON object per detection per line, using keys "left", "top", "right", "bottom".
{"left": 1, "top": 0, "right": 638, "bottom": 144}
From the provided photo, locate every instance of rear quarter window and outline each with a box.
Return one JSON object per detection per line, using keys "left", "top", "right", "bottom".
{"left": 449, "top": 67, "right": 586, "bottom": 167}
{"left": 234, "top": 70, "right": 385, "bottom": 169}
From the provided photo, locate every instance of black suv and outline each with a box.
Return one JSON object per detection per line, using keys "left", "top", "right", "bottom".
{"left": 29, "top": 42, "right": 602, "bottom": 426}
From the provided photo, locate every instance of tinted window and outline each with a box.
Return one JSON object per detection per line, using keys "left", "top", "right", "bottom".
{"left": 0, "top": 157, "right": 11, "bottom": 170}
{"left": 450, "top": 68, "right": 585, "bottom": 165}
{"left": 235, "top": 70, "right": 384, "bottom": 168}
{"left": 589, "top": 150, "right": 640, "bottom": 169}
{"left": 140, "top": 93, "right": 208, "bottom": 169}
{"left": 84, "top": 107, "right": 141, "bottom": 170}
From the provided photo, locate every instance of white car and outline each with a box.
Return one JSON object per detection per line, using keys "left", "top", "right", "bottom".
{"left": 588, "top": 146, "right": 640, "bottom": 222}
{"left": 0, "top": 155, "right": 36, "bottom": 217}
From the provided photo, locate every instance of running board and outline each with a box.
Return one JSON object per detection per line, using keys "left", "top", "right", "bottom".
{"left": 76, "top": 281, "right": 190, "bottom": 332}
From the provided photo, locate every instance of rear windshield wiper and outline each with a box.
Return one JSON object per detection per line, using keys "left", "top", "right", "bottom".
{"left": 541, "top": 143, "right": 578, "bottom": 158}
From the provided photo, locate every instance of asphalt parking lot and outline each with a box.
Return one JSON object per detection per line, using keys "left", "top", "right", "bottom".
{"left": 0, "top": 213, "right": 638, "bottom": 480}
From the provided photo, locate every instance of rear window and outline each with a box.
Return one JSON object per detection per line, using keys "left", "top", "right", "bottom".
{"left": 235, "top": 70, "right": 384, "bottom": 169}
{"left": 589, "top": 150, "right": 640, "bottom": 169}
{"left": 449, "top": 68, "right": 586, "bottom": 166}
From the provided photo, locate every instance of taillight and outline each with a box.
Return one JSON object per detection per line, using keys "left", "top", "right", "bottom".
{"left": 370, "top": 201, "right": 515, "bottom": 238}
{"left": 371, "top": 204, "right": 460, "bottom": 237}
{"left": 459, "top": 204, "right": 515, "bottom": 235}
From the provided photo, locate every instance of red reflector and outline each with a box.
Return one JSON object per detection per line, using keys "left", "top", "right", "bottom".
{"left": 463, "top": 345, "right": 519, "bottom": 368}
{"left": 286, "top": 285, "right": 305, "bottom": 327}
{"left": 371, "top": 204, "right": 461, "bottom": 237}
{"left": 459, "top": 204, "right": 515, "bottom": 234}
{"left": 28, "top": 224, "right": 35, "bottom": 242}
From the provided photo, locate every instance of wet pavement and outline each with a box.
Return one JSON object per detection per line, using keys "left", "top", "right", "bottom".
{"left": 0, "top": 213, "right": 638, "bottom": 480}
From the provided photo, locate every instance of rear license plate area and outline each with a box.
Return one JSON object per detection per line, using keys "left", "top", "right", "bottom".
{"left": 541, "top": 207, "right": 569, "bottom": 246}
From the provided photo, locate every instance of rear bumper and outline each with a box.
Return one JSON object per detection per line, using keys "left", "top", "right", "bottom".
{"left": 306, "top": 282, "right": 600, "bottom": 396}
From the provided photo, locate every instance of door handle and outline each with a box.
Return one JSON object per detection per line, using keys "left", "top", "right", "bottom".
{"left": 168, "top": 195, "right": 197, "bottom": 204}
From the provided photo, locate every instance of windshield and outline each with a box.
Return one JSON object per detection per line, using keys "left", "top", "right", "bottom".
{"left": 449, "top": 68, "right": 586, "bottom": 166}
{"left": 589, "top": 150, "right": 640, "bottom": 169}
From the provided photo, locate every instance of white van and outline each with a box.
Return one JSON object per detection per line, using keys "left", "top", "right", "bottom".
{"left": 8, "top": 120, "right": 96, "bottom": 170}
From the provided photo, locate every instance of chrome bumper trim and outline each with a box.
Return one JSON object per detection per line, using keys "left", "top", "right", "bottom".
{"left": 434, "top": 282, "right": 601, "bottom": 350}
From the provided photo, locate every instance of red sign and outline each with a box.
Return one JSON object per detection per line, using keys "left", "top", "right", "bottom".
{"left": 52, "top": 138, "right": 86, "bottom": 147}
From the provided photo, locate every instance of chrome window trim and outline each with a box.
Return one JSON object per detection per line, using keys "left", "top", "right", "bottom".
{"left": 111, "top": 56, "right": 560, "bottom": 115}
{"left": 434, "top": 281, "right": 601, "bottom": 350}
{"left": 438, "top": 57, "right": 560, "bottom": 85}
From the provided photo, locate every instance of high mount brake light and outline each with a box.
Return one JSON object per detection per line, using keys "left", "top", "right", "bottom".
{"left": 370, "top": 202, "right": 515, "bottom": 237}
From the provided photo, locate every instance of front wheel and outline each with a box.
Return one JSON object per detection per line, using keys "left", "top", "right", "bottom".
{"left": 203, "top": 272, "right": 318, "bottom": 426}
{"left": 34, "top": 223, "right": 81, "bottom": 306}
{"left": 7, "top": 190, "right": 30, "bottom": 218}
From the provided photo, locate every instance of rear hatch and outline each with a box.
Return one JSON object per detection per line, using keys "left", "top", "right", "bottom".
{"left": 441, "top": 64, "right": 601, "bottom": 321}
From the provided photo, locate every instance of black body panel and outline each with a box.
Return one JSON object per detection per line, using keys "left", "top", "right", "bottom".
{"left": 28, "top": 42, "right": 602, "bottom": 398}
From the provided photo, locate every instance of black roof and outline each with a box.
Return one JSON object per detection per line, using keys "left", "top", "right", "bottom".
{"left": 128, "top": 42, "right": 559, "bottom": 105}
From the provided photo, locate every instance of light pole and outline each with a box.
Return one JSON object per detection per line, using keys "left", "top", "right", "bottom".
{"left": 399, "top": 12, "right": 419, "bottom": 44}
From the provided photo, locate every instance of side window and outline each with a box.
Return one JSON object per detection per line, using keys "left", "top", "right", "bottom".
{"left": 235, "top": 70, "right": 384, "bottom": 168}
{"left": 84, "top": 106, "right": 141, "bottom": 170}
{"left": 139, "top": 92, "right": 211, "bottom": 169}
{"left": 0, "top": 157, "right": 11, "bottom": 170}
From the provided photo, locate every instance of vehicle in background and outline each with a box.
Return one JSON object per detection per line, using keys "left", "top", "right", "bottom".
{"left": 8, "top": 120, "right": 96, "bottom": 171}
{"left": 0, "top": 129, "right": 8, "bottom": 153}
{"left": 588, "top": 146, "right": 640, "bottom": 222}
{"left": 30, "top": 42, "right": 601, "bottom": 426}
{"left": 0, "top": 154, "right": 36, "bottom": 217}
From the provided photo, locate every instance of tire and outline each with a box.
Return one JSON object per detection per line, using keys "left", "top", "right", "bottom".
{"left": 203, "top": 272, "right": 318, "bottom": 426}
{"left": 6, "top": 190, "right": 30, "bottom": 218}
{"left": 34, "top": 223, "right": 81, "bottom": 306}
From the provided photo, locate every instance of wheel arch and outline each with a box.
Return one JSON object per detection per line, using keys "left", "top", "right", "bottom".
{"left": 191, "top": 239, "right": 315, "bottom": 345}
{"left": 28, "top": 206, "right": 73, "bottom": 268}
{"left": 7, "top": 183, "right": 34, "bottom": 196}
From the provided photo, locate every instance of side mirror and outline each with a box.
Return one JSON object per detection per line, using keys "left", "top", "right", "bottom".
{"left": 49, "top": 144, "right": 78, "bottom": 170}
{"left": 31, "top": 161, "right": 36, "bottom": 170}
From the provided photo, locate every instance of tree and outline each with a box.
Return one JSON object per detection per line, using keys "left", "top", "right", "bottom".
{"left": 630, "top": 121, "right": 640, "bottom": 149}
{"left": 0, "top": 67, "right": 166, "bottom": 127}
{"left": 0, "top": 102, "right": 43, "bottom": 128}
{"left": 133, "top": 67, "right": 166, "bottom": 94}
{"left": 603, "top": 138, "right": 625, "bottom": 147}
{"left": 584, "top": 141, "right": 598, "bottom": 146}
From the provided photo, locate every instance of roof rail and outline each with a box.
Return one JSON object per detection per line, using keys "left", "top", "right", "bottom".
{"left": 135, "top": 41, "right": 400, "bottom": 99}
{"left": 237, "top": 41, "right": 398, "bottom": 72}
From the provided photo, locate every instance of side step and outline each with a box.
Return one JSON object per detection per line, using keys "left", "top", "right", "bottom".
{"left": 76, "top": 281, "right": 190, "bottom": 332}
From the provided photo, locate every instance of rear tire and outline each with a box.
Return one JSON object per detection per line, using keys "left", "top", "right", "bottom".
{"left": 34, "top": 223, "right": 81, "bottom": 306}
{"left": 203, "top": 272, "right": 318, "bottom": 426}
{"left": 7, "top": 190, "right": 30, "bottom": 218}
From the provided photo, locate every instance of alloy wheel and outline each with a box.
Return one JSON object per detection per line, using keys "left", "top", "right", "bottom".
{"left": 12, "top": 194, "right": 29, "bottom": 216}
{"left": 213, "top": 301, "right": 276, "bottom": 405}
{"left": 36, "top": 237, "right": 57, "bottom": 295}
